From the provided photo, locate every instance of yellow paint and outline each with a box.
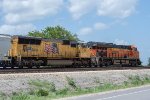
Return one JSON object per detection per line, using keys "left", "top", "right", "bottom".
{"left": 9, "top": 37, "right": 91, "bottom": 59}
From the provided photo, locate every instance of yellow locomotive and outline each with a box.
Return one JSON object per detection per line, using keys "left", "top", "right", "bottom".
{"left": 7, "top": 35, "right": 92, "bottom": 68}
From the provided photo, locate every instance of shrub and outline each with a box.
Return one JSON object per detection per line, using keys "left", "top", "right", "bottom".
{"left": 12, "top": 92, "right": 18, "bottom": 96}
{"left": 49, "top": 82, "right": 56, "bottom": 92}
{"left": 56, "top": 88, "right": 69, "bottom": 96}
{"left": 36, "top": 89, "right": 49, "bottom": 96}
{"left": 0, "top": 92, "right": 7, "bottom": 100}
{"left": 143, "top": 75, "right": 150, "bottom": 83}
{"left": 128, "top": 75, "right": 144, "bottom": 86}
{"left": 66, "top": 76, "right": 77, "bottom": 89}
{"left": 124, "top": 81, "right": 129, "bottom": 86}
{"left": 28, "top": 89, "right": 36, "bottom": 95}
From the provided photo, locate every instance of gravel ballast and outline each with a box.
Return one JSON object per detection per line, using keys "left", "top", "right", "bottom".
{"left": 0, "top": 69, "right": 150, "bottom": 94}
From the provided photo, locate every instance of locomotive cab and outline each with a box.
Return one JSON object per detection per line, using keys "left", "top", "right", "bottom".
{"left": 130, "top": 45, "right": 137, "bottom": 51}
{"left": 77, "top": 43, "right": 91, "bottom": 58}
{"left": 129, "top": 45, "right": 140, "bottom": 59}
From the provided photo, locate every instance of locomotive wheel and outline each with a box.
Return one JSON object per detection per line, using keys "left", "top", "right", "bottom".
{"left": 91, "top": 63, "right": 96, "bottom": 67}
{"left": 94, "top": 64, "right": 98, "bottom": 68}
{"left": 88, "top": 61, "right": 91, "bottom": 68}
{"left": 28, "top": 66, "right": 32, "bottom": 69}
{"left": 105, "top": 63, "right": 108, "bottom": 67}
{"left": 82, "top": 60, "right": 88, "bottom": 68}
{"left": 72, "top": 60, "right": 75, "bottom": 68}
{"left": 72, "top": 63, "right": 75, "bottom": 68}
{"left": 130, "top": 63, "right": 133, "bottom": 67}
{"left": 19, "top": 66, "right": 23, "bottom": 69}
{"left": 130, "top": 62, "right": 136, "bottom": 67}
{"left": 99, "top": 63, "right": 103, "bottom": 67}
{"left": 11, "top": 65, "right": 14, "bottom": 69}
{"left": 132, "top": 63, "right": 137, "bottom": 67}
{"left": 3, "top": 66, "right": 6, "bottom": 69}
{"left": 36, "top": 66, "right": 40, "bottom": 69}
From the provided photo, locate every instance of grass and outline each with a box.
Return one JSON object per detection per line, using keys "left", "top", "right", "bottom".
{"left": 29, "top": 80, "right": 56, "bottom": 92}
{"left": 11, "top": 93, "right": 30, "bottom": 100}
{"left": 1, "top": 75, "right": 150, "bottom": 100}
{"left": 124, "top": 75, "right": 150, "bottom": 87}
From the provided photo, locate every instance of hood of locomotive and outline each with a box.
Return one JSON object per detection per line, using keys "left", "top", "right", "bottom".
{"left": 0, "top": 35, "right": 11, "bottom": 60}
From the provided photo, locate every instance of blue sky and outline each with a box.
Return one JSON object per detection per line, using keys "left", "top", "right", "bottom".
{"left": 0, "top": 0, "right": 149, "bottom": 65}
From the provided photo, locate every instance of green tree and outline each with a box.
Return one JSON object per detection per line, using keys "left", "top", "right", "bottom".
{"left": 148, "top": 58, "right": 150, "bottom": 66}
{"left": 28, "top": 26, "right": 79, "bottom": 41}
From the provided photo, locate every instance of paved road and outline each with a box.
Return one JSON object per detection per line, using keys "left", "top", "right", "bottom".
{"left": 64, "top": 85, "right": 150, "bottom": 100}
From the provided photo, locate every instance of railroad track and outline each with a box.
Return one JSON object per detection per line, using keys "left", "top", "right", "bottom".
{"left": 0, "top": 66, "right": 149, "bottom": 74}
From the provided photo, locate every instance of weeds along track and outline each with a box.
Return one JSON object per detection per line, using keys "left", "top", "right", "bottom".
{"left": 0, "top": 66, "right": 149, "bottom": 74}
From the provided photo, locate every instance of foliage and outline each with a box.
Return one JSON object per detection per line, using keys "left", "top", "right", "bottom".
{"left": 49, "top": 82, "right": 56, "bottom": 92}
{"left": 28, "top": 89, "right": 36, "bottom": 95}
{"left": 29, "top": 80, "right": 56, "bottom": 92}
{"left": 123, "top": 81, "right": 129, "bottom": 86}
{"left": 36, "top": 89, "right": 49, "bottom": 97}
{"left": 128, "top": 75, "right": 150, "bottom": 86}
{"left": 66, "top": 76, "right": 77, "bottom": 89}
{"left": 11, "top": 93, "right": 30, "bottom": 100}
{"left": 129, "top": 75, "right": 143, "bottom": 85}
{"left": 56, "top": 87, "right": 69, "bottom": 96}
{"left": 0, "top": 92, "right": 7, "bottom": 100}
{"left": 144, "top": 76, "right": 150, "bottom": 82}
{"left": 28, "top": 25, "right": 79, "bottom": 41}
{"left": 98, "top": 83, "right": 116, "bottom": 91}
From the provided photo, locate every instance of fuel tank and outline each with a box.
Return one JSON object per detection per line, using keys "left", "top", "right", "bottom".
{"left": 47, "top": 60, "right": 73, "bottom": 66}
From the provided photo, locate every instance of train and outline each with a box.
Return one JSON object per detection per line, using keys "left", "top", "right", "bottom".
{"left": 0, "top": 35, "right": 141, "bottom": 69}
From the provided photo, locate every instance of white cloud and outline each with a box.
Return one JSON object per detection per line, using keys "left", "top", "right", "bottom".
{"left": 78, "top": 27, "right": 93, "bottom": 35}
{"left": 97, "top": 0, "right": 138, "bottom": 18}
{"left": 68, "top": 0, "right": 138, "bottom": 19}
{"left": 114, "top": 39, "right": 128, "bottom": 45}
{"left": 94, "top": 22, "right": 108, "bottom": 30}
{"left": 68, "top": 0, "right": 95, "bottom": 20}
{"left": 1, "top": 0, "right": 63, "bottom": 24}
{"left": 0, "top": 24, "right": 36, "bottom": 35}
{"left": 0, "top": 0, "right": 63, "bottom": 35}
{"left": 78, "top": 22, "right": 108, "bottom": 35}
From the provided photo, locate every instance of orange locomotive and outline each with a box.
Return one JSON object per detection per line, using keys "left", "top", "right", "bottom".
{"left": 88, "top": 42, "right": 141, "bottom": 67}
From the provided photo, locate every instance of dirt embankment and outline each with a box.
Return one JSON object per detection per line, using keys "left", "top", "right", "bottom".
{"left": 0, "top": 69, "right": 150, "bottom": 94}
